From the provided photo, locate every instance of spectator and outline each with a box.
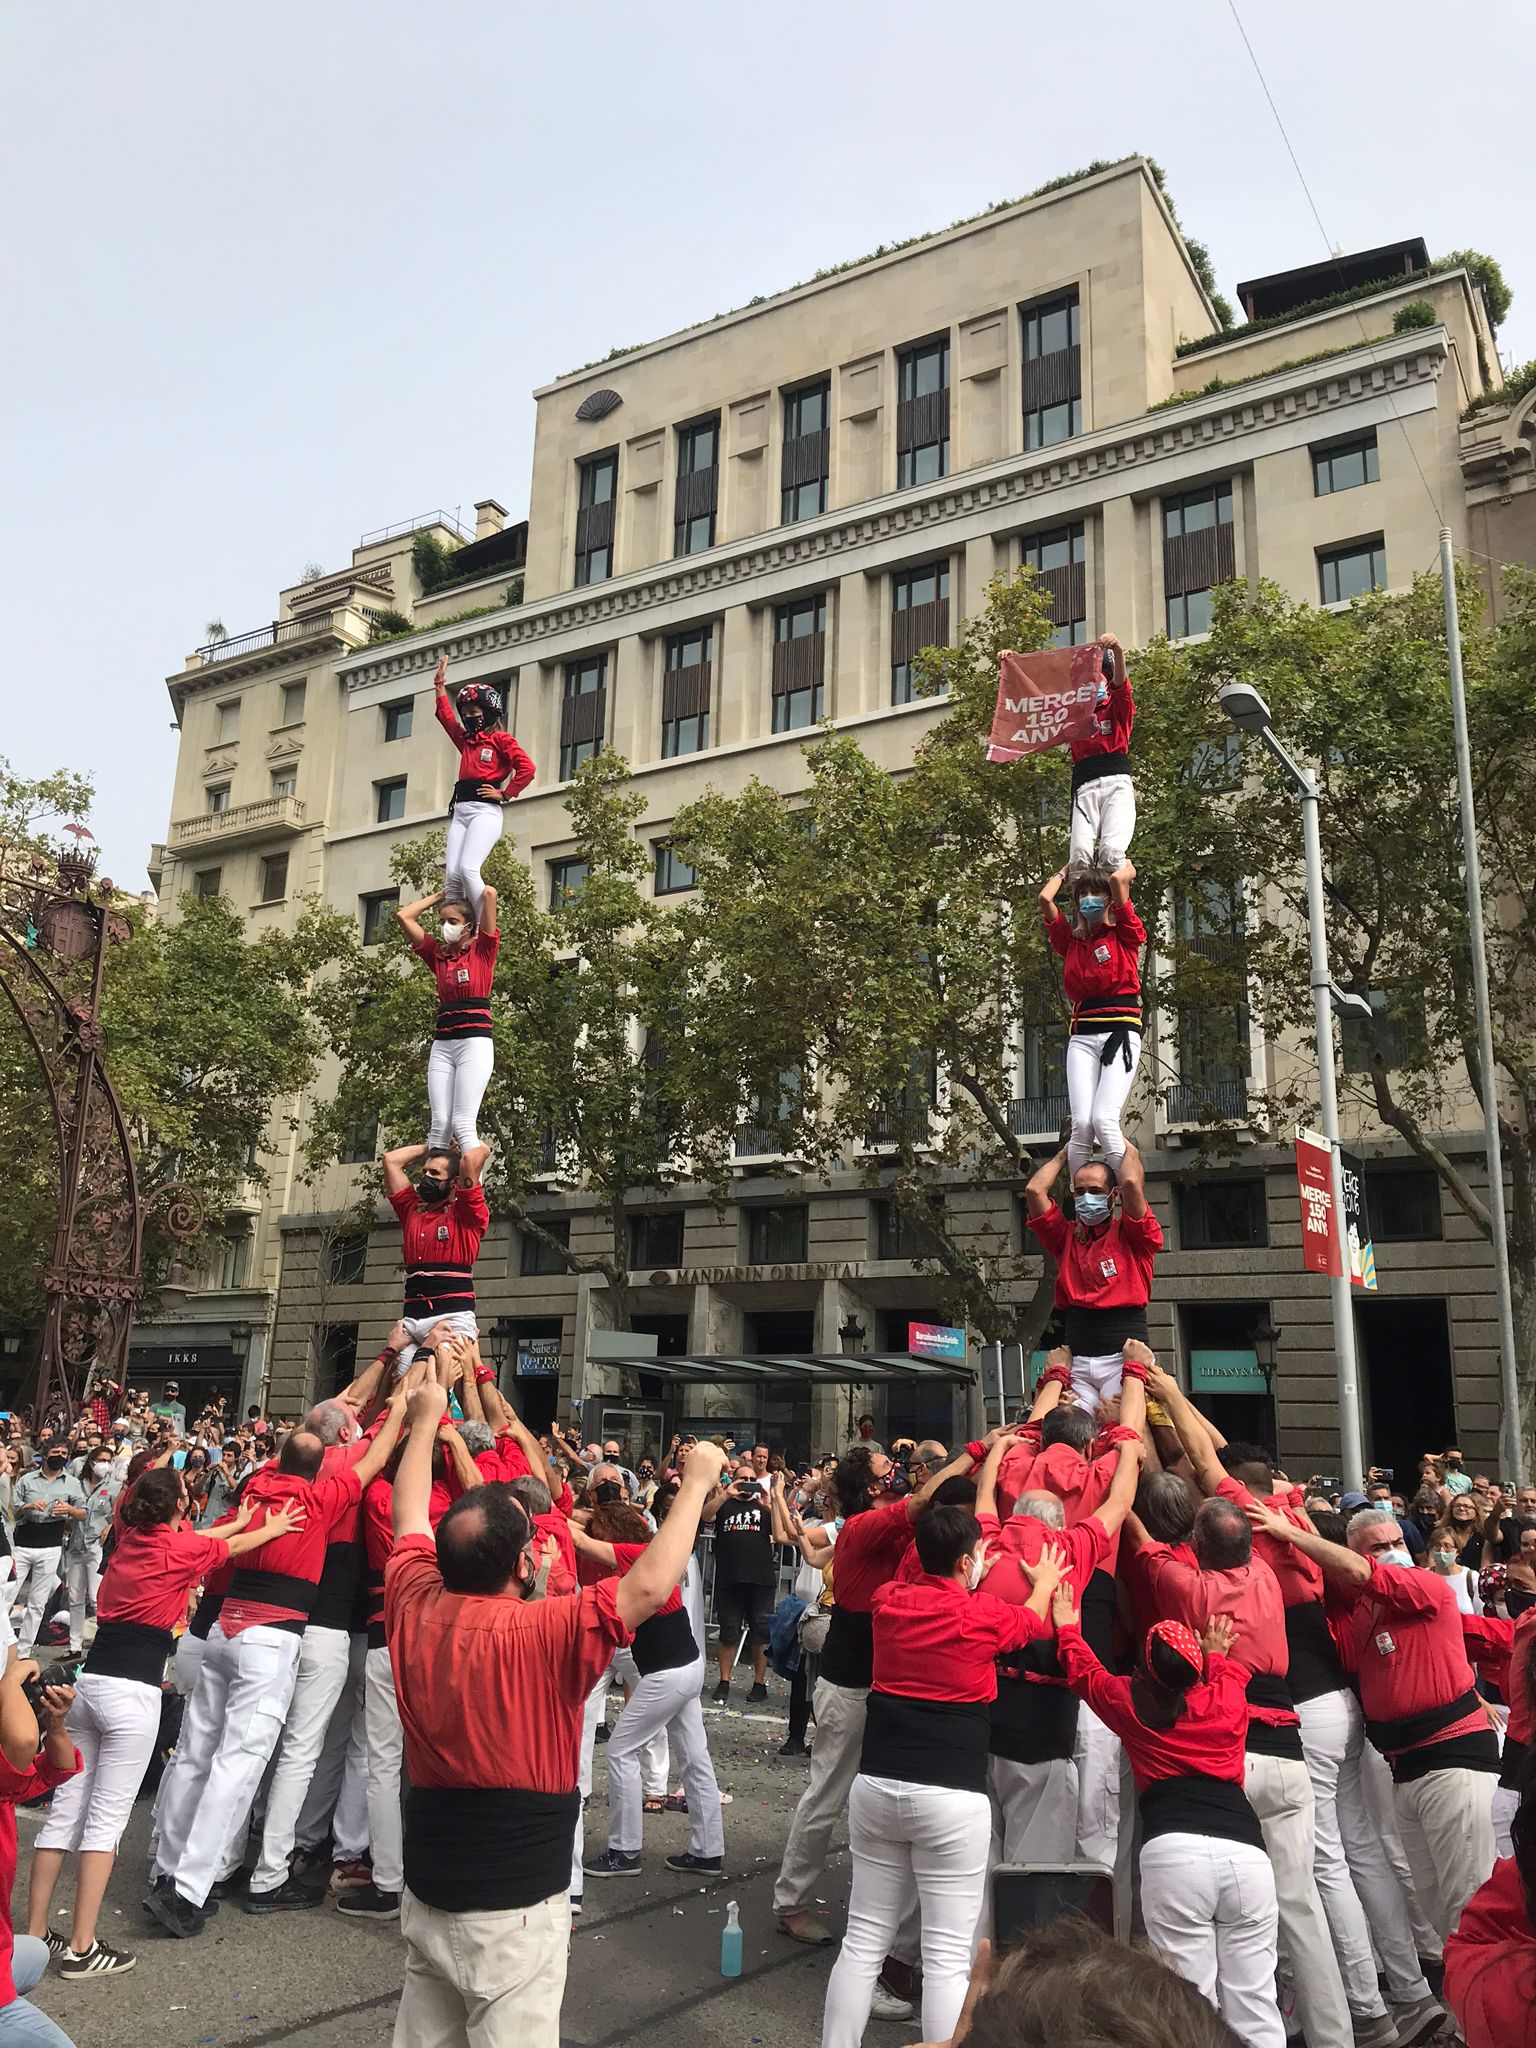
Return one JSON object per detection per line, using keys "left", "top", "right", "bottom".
{"left": 705, "top": 1460, "right": 777, "bottom": 1704}
{"left": 0, "top": 1636, "right": 81, "bottom": 2047}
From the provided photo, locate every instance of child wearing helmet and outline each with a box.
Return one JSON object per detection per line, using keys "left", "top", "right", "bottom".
{"left": 1067, "top": 630, "right": 1135, "bottom": 877}
{"left": 434, "top": 654, "right": 535, "bottom": 929}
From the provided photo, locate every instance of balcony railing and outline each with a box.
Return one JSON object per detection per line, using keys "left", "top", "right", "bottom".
{"left": 1164, "top": 1079, "right": 1248, "bottom": 1124}
{"left": 735, "top": 1123, "right": 800, "bottom": 1159}
{"left": 1010, "top": 1092, "right": 1069, "bottom": 1137}
{"left": 195, "top": 612, "right": 336, "bottom": 665}
{"left": 865, "top": 1102, "right": 933, "bottom": 1148}
{"left": 168, "top": 794, "right": 306, "bottom": 848}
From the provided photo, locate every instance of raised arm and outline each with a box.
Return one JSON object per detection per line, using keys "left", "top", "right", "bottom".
{"left": 570, "top": 1523, "right": 618, "bottom": 1569}
{"left": 395, "top": 890, "right": 444, "bottom": 949}
{"left": 1038, "top": 865, "right": 1068, "bottom": 933}
{"left": 433, "top": 655, "right": 464, "bottom": 743}
{"left": 335, "top": 1345, "right": 393, "bottom": 1429}
{"left": 383, "top": 1143, "right": 427, "bottom": 1199}
{"left": 478, "top": 885, "right": 498, "bottom": 938}
{"left": 1097, "top": 629, "right": 1127, "bottom": 691}
{"left": 616, "top": 1442, "right": 727, "bottom": 1631}
{"left": 906, "top": 1444, "right": 983, "bottom": 1523}
{"left": 439, "top": 1421, "right": 484, "bottom": 1496}
{"left": 975, "top": 1429, "right": 1022, "bottom": 1522}
{"left": 1026, "top": 1143, "right": 1069, "bottom": 1220}
{"left": 1143, "top": 1361, "right": 1225, "bottom": 1497}
{"left": 352, "top": 1388, "right": 408, "bottom": 1492}
{"left": 1244, "top": 1499, "right": 1371, "bottom": 1588}
{"left": 1117, "top": 1141, "right": 1149, "bottom": 1220}
{"left": 1095, "top": 1437, "right": 1144, "bottom": 1540}
{"left": 394, "top": 1384, "right": 448, "bottom": 1544}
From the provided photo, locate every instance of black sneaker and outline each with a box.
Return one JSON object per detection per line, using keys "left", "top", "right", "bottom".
{"left": 779, "top": 1736, "right": 810, "bottom": 1757}
{"left": 59, "top": 1938, "right": 136, "bottom": 1979}
{"left": 593, "top": 1721, "right": 610, "bottom": 1743}
{"left": 207, "top": 1873, "right": 246, "bottom": 1901}
{"left": 334, "top": 1883, "right": 400, "bottom": 1919}
{"left": 142, "top": 1888, "right": 212, "bottom": 1940}
{"left": 583, "top": 1849, "right": 642, "bottom": 1879}
{"left": 747, "top": 1682, "right": 769, "bottom": 1703}
{"left": 710, "top": 1681, "right": 731, "bottom": 1705}
{"left": 570, "top": 1894, "right": 583, "bottom": 1918}
{"left": 665, "top": 1852, "right": 723, "bottom": 1877}
{"left": 41, "top": 1929, "right": 69, "bottom": 1962}
{"left": 243, "top": 1877, "right": 325, "bottom": 1913}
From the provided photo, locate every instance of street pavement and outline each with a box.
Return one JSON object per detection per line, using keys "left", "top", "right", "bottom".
{"left": 19, "top": 1675, "right": 865, "bottom": 2048}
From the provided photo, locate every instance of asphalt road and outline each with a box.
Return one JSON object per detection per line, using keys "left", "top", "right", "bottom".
{"left": 19, "top": 1678, "right": 862, "bottom": 2048}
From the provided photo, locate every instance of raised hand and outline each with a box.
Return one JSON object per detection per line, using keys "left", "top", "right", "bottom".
{"left": 408, "top": 1382, "right": 449, "bottom": 1430}
{"left": 1122, "top": 1339, "right": 1155, "bottom": 1371}
{"left": 435, "top": 654, "right": 449, "bottom": 687}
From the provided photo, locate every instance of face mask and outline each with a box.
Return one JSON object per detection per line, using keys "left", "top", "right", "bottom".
{"left": 90, "top": 1462, "right": 109, "bottom": 1478}
{"left": 44, "top": 1455, "right": 64, "bottom": 1471}
{"left": 1078, "top": 895, "right": 1107, "bottom": 921}
{"left": 1095, "top": 681, "right": 1109, "bottom": 705}
{"left": 1378, "top": 1546, "right": 1413, "bottom": 1569}
{"left": 595, "top": 1480, "right": 623, "bottom": 1504}
{"left": 1074, "top": 1192, "right": 1111, "bottom": 1227}
{"left": 440, "top": 921, "right": 466, "bottom": 945}
{"left": 1432, "top": 1549, "right": 1457, "bottom": 1566}
{"left": 417, "top": 1176, "right": 451, "bottom": 1205}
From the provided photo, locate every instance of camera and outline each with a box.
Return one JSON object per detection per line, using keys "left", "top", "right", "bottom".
{"left": 21, "top": 1659, "right": 79, "bottom": 1717}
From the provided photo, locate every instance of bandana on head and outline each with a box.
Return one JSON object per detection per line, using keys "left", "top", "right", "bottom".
{"left": 1147, "top": 1618, "right": 1204, "bottom": 1679}
{"left": 1481, "top": 1562, "right": 1509, "bottom": 1597}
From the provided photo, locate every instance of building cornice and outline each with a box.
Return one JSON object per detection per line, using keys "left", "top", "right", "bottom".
{"left": 338, "top": 331, "right": 1447, "bottom": 694}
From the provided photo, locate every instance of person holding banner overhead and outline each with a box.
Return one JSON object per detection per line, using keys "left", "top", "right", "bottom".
{"left": 1038, "top": 859, "right": 1144, "bottom": 1180}
{"left": 1067, "top": 631, "right": 1135, "bottom": 873}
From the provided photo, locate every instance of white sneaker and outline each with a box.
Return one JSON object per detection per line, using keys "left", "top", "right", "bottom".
{"left": 1352, "top": 2014, "right": 1400, "bottom": 2048}
{"left": 870, "top": 1983, "right": 914, "bottom": 2022}
{"left": 1390, "top": 1996, "right": 1446, "bottom": 2047}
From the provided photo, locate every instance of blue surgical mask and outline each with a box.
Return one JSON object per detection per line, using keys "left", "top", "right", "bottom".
{"left": 1378, "top": 1546, "right": 1412, "bottom": 1569}
{"left": 1078, "top": 895, "right": 1107, "bottom": 921}
{"left": 1074, "top": 1192, "right": 1111, "bottom": 1227}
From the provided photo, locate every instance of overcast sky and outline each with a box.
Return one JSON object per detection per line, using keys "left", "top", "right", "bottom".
{"left": 4, "top": 1, "right": 1531, "bottom": 890}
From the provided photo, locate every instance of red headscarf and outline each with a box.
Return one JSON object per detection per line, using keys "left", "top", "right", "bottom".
{"left": 1147, "top": 1618, "right": 1204, "bottom": 1681}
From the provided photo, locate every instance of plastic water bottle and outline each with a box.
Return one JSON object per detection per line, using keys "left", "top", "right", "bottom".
{"left": 720, "top": 1899, "right": 743, "bottom": 1978}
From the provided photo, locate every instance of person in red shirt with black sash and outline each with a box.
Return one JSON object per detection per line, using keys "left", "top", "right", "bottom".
{"left": 1024, "top": 1137, "right": 1162, "bottom": 1412}
{"left": 396, "top": 886, "right": 499, "bottom": 1158}
{"left": 433, "top": 653, "right": 534, "bottom": 933}
{"left": 1038, "top": 853, "right": 1144, "bottom": 1183}
{"left": 382, "top": 1140, "right": 491, "bottom": 1368}
{"left": 1066, "top": 630, "right": 1135, "bottom": 874}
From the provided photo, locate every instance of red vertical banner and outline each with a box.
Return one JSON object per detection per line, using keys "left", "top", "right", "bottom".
{"left": 985, "top": 644, "right": 1103, "bottom": 764}
{"left": 1295, "top": 1134, "right": 1343, "bottom": 1278}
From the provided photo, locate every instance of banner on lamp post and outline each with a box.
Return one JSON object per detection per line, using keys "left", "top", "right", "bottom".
{"left": 1295, "top": 1132, "right": 1343, "bottom": 1278}
{"left": 1338, "top": 1149, "right": 1378, "bottom": 1291}
{"left": 985, "top": 644, "right": 1104, "bottom": 764}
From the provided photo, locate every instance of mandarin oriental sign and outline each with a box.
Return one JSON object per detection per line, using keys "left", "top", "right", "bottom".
{"left": 647, "top": 1261, "right": 866, "bottom": 1287}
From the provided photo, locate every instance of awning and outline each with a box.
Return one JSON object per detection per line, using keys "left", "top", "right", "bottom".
{"left": 588, "top": 1351, "right": 972, "bottom": 1387}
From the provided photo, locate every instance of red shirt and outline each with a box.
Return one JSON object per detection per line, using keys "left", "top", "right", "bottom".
{"left": 870, "top": 1576, "right": 1048, "bottom": 1704}
{"left": 1462, "top": 1609, "right": 1536, "bottom": 1746}
{"left": 411, "top": 931, "right": 499, "bottom": 1040}
{"left": 218, "top": 1463, "right": 364, "bottom": 1637}
{"left": 996, "top": 1438, "right": 1119, "bottom": 1529}
{"left": 1330, "top": 1558, "right": 1487, "bottom": 1758}
{"left": 535, "top": 1510, "right": 577, "bottom": 1597}
{"left": 435, "top": 692, "right": 535, "bottom": 797}
{"left": 477, "top": 1433, "right": 533, "bottom": 1485}
{"left": 1135, "top": 1538, "right": 1296, "bottom": 1724}
{"left": 0, "top": 1746, "right": 81, "bottom": 2006}
{"left": 1216, "top": 1477, "right": 1324, "bottom": 1607}
{"left": 385, "top": 1532, "right": 628, "bottom": 1792}
{"left": 832, "top": 1498, "right": 916, "bottom": 1613}
{"left": 975, "top": 1510, "right": 1110, "bottom": 1608}
{"left": 1046, "top": 899, "right": 1145, "bottom": 1011}
{"left": 1058, "top": 1623, "right": 1251, "bottom": 1790}
{"left": 97, "top": 1523, "right": 231, "bottom": 1631}
{"left": 1029, "top": 1201, "right": 1162, "bottom": 1314}
{"left": 389, "top": 1181, "right": 490, "bottom": 1320}
{"left": 1122, "top": 1538, "right": 1198, "bottom": 1641}
{"left": 1069, "top": 676, "right": 1135, "bottom": 763}
{"left": 1443, "top": 1855, "right": 1536, "bottom": 2048}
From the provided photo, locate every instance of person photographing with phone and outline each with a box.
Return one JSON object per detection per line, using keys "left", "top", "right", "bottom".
{"left": 0, "top": 1645, "right": 80, "bottom": 2048}
{"left": 705, "top": 1459, "right": 777, "bottom": 1705}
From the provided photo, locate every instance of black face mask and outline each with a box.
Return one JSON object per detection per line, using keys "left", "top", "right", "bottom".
{"left": 44, "top": 1456, "right": 64, "bottom": 1473}
{"left": 595, "top": 1480, "right": 623, "bottom": 1504}
{"left": 417, "top": 1176, "right": 452, "bottom": 1205}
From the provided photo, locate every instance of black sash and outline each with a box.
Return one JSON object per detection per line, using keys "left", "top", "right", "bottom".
{"left": 403, "top": 1261, "right": 476, "bottom": 1316}
{"left": 1284, "top": 1599, "right": 1346, "bottom": 1703}
{"left": 449, "top": 777, "right": 505, "bottom": 811}
{"left": 188, "top": 1591, "right": 224, "bottom": 1641}
{"left": 1499, "top": 1733, "right": 1528, "bottom": 1792}
{"left": 83, "top": 1620, "right": 173, "bottom": 1687}
{"left": 1140, "top": 1773, "right": 1264, "bottom": 1851}
{"left": 434, "top": 996, "right": 493, "bottom": 1042}
{"left": 862, "top": 1692, "right": 991, "bottom": 1793}
{"left": 227, "top": 1568, "right": 318, "bottom": 1615}
{"left": 405, "top": 1785, "right": 577, "bottom": 1911}
{"left": 632, "top": 1606, "right": 698, "bottom": 1676}
{"left": 1071, "top": 750, "right": 1130, "bottom": 792}
{"left": 1244, "top": 1671, "right": 1304, "bottom": 1759}
{"left": 1063, "top": 1303, "right": 1149, "bottom": 1354}
{"left": 818, "top": 1606, "right": 875, "bottom": 1690}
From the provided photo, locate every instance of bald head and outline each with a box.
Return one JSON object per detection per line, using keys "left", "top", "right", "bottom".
{"left": 1012, "top": 1490, "right": 1066, "bottom": 1531}
{"left": 278, "top": 1428, "right": 324, "bottom": 1481}
{"left": 1193, "top": 1495, "right": 1252, "bottom": 1570}
{"left": 305, "top": 1399, "right": 355, "bottom": 1447}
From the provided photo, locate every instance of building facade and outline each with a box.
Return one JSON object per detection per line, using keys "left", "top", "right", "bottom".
{"left": 144, "top": 157, "right": 1526, "bottom": 1477}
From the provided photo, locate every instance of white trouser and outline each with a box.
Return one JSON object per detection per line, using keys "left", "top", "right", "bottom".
{"left": 607, "top": 1659, "right": 722, "bottom": 1860}
{"left": 65, "top": 1541, "right": 103, "bottom": 1649}
{"left": 173, "top": 1629, "right": 207, "bottom": 1697}
{"left": 1140, "top": 1830, "right": 1283, "bottom": 2048}
{"left": 365, "top": 1643, "right": 406, "bottom": 1895}
{"left": 988, "top": 1754, "right": 1077, "bottom": 1864}
{"left": 1073, "top": 1704, "right": 1122, "bottom": 1873}
{"left": 822, "top": 1776, "right": 992, "bottom": 2048}
{"left": 293, "top": 1632, "right": 368, "bottom": 1860}
{"left": 425, "top": 1037, "right": 495, "bottom": 1153}
{"left": 154, "top": 1620, "right": 303, "bottom": 1906}
{"left": 250, "top": 1623, "right": 353, "bottom": 1894}
{"left": 1069, "top": 772, "right": 1136, "bottom": 873}
{"left": 1067, "top": 1352, "right": 1126, "bottom": 1412}
{"left": 443, "top": 799, "right": 502, "bottom": 928}
{"left": 773, "top": 1679, "right": 868, "bottom": 1917}
{"left": 396, "top": 1886, "right": 567, "bottom": 2048}
{"left": 1359, "top": 1735, "right": 1442, "bottom": 1958}
{"left": 36, "top": 1673, "right": 162, "bottom": 1854}
{"left": 1492, "top": 1781, "right": 1518, "bottom": 1859}
{"left": 570, "top": 1656, "right": 668, "bottom": 1896}
{"left": 1299, "top": 1687, "right": 1430, "bottom": 2009}
{"left": 397, "top": 1310, "right": 479, "bottom": 1372}
{"left": 1245, "top": 1750, "right": 1352, "bottom": 2048}
{"left": 9, "top": 1544, "right": 63, "bottom": 1649}
{"left": 1392, "top": 1765, "right": 1496, "bottom": 1942}
{"left": 1065, "top": 1027, "right": 1140, "bottom": 1178}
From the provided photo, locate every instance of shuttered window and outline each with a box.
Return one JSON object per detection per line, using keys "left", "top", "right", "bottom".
{"left": 560, "top": 655, "right": 607, "bottom": 779}
{"left": 1022, "top": 292, "right": 1082, "bottom": 449}
{"left": 772, "top": 595, "right": 826, "bottom": 732}
{"left": 574, "top": 452, "right": 617, "bottom": 586}
{"left": 674, "top": 418, "right": 719, "bottom": 556}
{"left": 891, "top": 562, "right": 950, "bottom": 705}
{"left": 897, "top": 339, "right": 949, "bottom": 489}
{"left": 1163, "top": 482, "right": 1235, "bottom": 639}
{"left": 1021, "top": 524, "right": 1087, "bottom": 646}
{"left": 782, "top": 380, "right": 830, "bottom": 523}
{"left": 662, "top": 626, "right": 711, "bottom": 757}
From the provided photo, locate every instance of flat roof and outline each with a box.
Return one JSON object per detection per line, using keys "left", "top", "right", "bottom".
{"left": 1236, "top": 238, "right": 1429, "bottom": 321}
{"left": 590, "top": 1351, "right": 973, "bottom": 1387}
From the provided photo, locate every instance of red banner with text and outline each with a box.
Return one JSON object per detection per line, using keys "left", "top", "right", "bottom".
{"left": 1295, "top": 1134, "right": 1343, "bottom": 1278}
{"left": 985, "top": 644, "right": 1104, "bottom": 764}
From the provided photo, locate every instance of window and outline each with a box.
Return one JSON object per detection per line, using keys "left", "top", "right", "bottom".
{"left": 193, "top": 867, "right": 222, "bottom": 899}
{"left": 897, "top": 338, "right": 949, "bottom": 488}
{"left": 270, "top": 768, "right": 296, "bottom": 800}
{"left": 208, "top": 1228, "right": 250, "bottom": 1291}
{"left": 1177, "top": 1178, "right": 1268, "bottom": 1250}
{"left": 875, "top": 1198, "right": 935, "bottom": 1262}
{"left": 318, "top": 1324, "right": 360, "bottom": 1400}
{"left": 782, "top": 379, "right": 830, "bottom": 523}
{"left": 654, "top": 843, "right": 697, "bottom": 895}
{"left": 560, "top": 655, "right": 607, "bottom": 779}
{"left": 340, "top": 1115, "right": 378, "bottom": 1164}
{"left": 1320, "top": 539, "right": 1388, "bottom": 605}
{"left": 891, "top": 562, "right": 950, "bottom": 705}
{"left": 674, "top": 417, "right": 719, "bottom": 556}
{"left": 1176, "top": 877, "right": 1246, "bottom": 951}
{"left": 279, "top": 680, "right": 307, "bottom": 725}
{"left": 1014, "top": 1019, "right": 1068, "bottom": 1131}
{"left": 746, "top": 1203, "right": 808, "bottom": 1265}
{"left": 1164, "top": 481, "right": 1235, "bottom": 639}
{"left": 1022, "top": 291, "right": 1082, "bottom": 449}
{"left": 216, "top": 699, "right": 241, "bottom": 743}
{"left": 1313, "top": 432, "right": 1379, "bottom": 497}
{"left": 549, "top": 857, "right": 589, "bottom": 910}
{"left": 1341, "top": 987, "right": 1426, "bottom": 1074}
{"left": 772, "top": 595, "right": 826, "bottom": 732}
{"left": 326, "top": 1234, "right": 368, "bottom": 1287}
{"left": 383, "top": 699, "right": 414, "bottom": 743}
{"left": 207, "top": 784, "right": 231, "bottom": 814}
{"left": 520, "top": 1217, "right": 570, "bottom": 1277}
{"left": 1021, "top": 524, "right": 1087, "bottom": 646}
{"left": 630, "top": 1210, "right": 685, "bottom": 1268}
{"left": 1363, "top": 1167, "right": 1443, "bottom": 1242}
{"left": 662, "top": 626, "right": 711, "bottom": 757}
{"left": 375, "top": 777, "right": 407, "bottom": 823}
{"left": 574, "top": 451, "right": 617, "bottom": 585}
{"left": 258, "top": 853, "right": 288, "bottom": 903}
{"left": 360, "top": 890, "right": 398, "bottom": 945}
{"left": 1190, "top": 732, "right": 1241, "bottom": 790}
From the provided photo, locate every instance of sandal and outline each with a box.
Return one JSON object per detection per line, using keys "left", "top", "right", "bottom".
{"left": 643, "top": 1797, "right": 666, "bottom": 1814}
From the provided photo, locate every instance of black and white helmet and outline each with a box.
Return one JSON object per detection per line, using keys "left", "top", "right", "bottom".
{"left": 456, "top": 683, "right": 504, "bottom": 726}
